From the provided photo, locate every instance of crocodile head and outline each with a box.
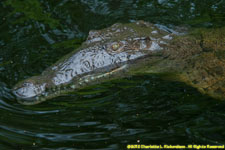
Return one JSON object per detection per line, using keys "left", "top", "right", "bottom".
{"left": 13, "top": 21, "right": 178, "bottom": 105}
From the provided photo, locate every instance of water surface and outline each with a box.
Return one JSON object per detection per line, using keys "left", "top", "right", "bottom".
{"left": 0, "top": 0, "right": 225, "bottom": 149}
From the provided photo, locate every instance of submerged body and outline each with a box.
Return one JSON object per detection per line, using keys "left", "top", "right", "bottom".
{"left": 13, "top": 21, "right": 179, "bottom": 105}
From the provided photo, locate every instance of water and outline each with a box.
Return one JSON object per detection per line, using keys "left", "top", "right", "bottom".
{"left": 0, "top": 0, "right": 225, "bottom": 149}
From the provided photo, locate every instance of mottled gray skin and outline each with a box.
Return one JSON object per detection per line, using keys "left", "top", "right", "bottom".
{"left": 13, "top": 21, "right": 180, "bottom": 105}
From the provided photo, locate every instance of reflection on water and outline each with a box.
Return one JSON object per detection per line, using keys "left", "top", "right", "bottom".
{"left": 0, "top": 75, "right": 225, "bottom": 149}
{"left": 0, "top": 0, "right": 225, "bottom": 149}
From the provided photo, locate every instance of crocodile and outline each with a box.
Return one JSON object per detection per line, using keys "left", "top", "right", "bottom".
{"left": 12, "top": 21, "right": 225, "bottom": 105}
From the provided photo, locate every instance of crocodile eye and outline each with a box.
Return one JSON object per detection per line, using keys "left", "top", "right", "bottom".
{"left": 108, "top": 41, "right": 126, "bottom": 53}
{"left": 112, "top": 43, "right": 120, "bottom": 51}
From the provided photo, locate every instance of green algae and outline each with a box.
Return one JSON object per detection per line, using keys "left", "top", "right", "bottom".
{"left": 4, "top": 0, "right": 59, "bottom": 28}
{"left": 52, "top": 37, "right": 85, "bottom": 50}
{"left": 185, "top": 13, "right": 211, "bottom": 26}
{"left": 215, "top": 50, "right": 225, "bottom": 60}
{"left": 76, "top": 89, "right": 108, "bottom": 95}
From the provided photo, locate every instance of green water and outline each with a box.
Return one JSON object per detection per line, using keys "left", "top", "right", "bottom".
{"left": 0, "top": 0, "right": 225, "bottom": 149}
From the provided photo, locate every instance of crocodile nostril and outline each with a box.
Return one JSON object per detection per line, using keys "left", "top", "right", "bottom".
{"left": 13, "top": 86, "right": 36, "bottom": 98}
{"left": 13, "top": 82, "right": 47, "bottom": 99}
{"left": 13, "top": 89, "right": 24, "bottom": 97}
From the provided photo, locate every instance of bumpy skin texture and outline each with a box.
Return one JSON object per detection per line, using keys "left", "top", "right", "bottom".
{"left": 141, "top": 28, "right": 225, "bottom": 101}
{"left": 13, "top": 21, "right": 225, "bottom": 105}
{"left": 13, "top": 21, "right": 178, "bottom": 105}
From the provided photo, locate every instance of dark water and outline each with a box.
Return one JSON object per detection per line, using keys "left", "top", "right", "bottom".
{"left": 0, "top": 0, "right": 225, "bottom": 149}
